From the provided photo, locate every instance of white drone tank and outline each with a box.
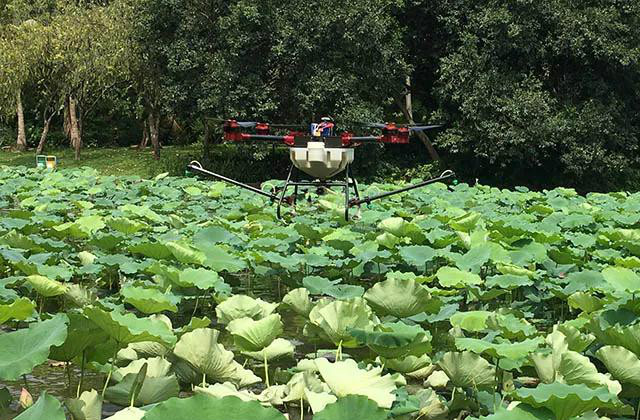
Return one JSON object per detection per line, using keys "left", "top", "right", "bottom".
{"left": 290, "top": 141, "right": 354, "bottom": 179}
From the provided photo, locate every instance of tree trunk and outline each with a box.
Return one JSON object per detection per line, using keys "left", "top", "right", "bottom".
{"left": 139, "top": 119, "right": 149, "bottom": 149}
{"left": 16, "top": 90, "right": 27, "bottom": 151}
{"left": 203, "top": 117, "right": 211, "bottom": 154}
{"left": 36, "top": 113, "right": 54, "bottom": 155}
{"left": 63, "top": 97, "right": 71, "bottom": 140}
{"left": 396, "top": 77, "right": 440, "bottom": 161}
{"left": 68, "top": 96, "right": 82, "bottom": 160}
{"left": 147, "top": 111, "right": 160, "bottom": 159}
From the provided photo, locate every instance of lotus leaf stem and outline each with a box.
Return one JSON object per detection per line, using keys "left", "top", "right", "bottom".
{"left": 264, "top": 350, "right": 270, "bottom": 387}
{"left": 102, "top": 346, "right": 118, "bottom": 398}
{"left": 336, "top": 340, "right": 343, "bottom": 361}
{"left": 300, "top": 396, "right": 304, "bottom": 420}
{"left": 202, "top": 373, "right": 206, "bottom": 388}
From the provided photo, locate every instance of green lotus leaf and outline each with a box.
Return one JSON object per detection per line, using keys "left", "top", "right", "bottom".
{"left": 282, "top": 288, "right": 313, "bottom": 317}
{"left": 26, "top": 275, "right": 68, "bottom": 297}
{"left": 0, "top": 313, "right": 68, "bottom": 380}
{"left": 450, "top": 311, "right": 492, "bottom": 332}
{"left": 66, "top": 389, "right": 102, "bottom": 420}
{"left": 554, "top": 324, "right": 595, "bottom": 353}
{"left": 455, "top": 337, "right": 544, "bottom": 361}
{"left": 466, "top": 404, "right": 553, "bottom": 420}
{"left": 496, "top": 263, "right": 535, "bottom": 278}
{"left": 242, "top": 338, "right": 295, "bottom": 362}
{"left": 315, "top": 358, "right": 397, "bottom": 408}
{"left": 567, "top": 292, "right": 604, "bottom": 314}
{"left": 103, "top": 406, "right": 146, "bottom": 420}
{"left": 50, "top": 312, "right": 108, "bottom": 361}
{"left": 65, "top": 284, "right": 98, "bottom": 308}
{"left": 587, "top": 311, "right": 640, "bottom": 354}
{"left": 385, "top": 354, "right": 433, "bottom": 375}
{"left": 128, "top": 241, "right": 171, "bottom": 259}
{"left": 485, "top": 274, "right": 533, "bottom": 289}
{"left": 200, "top": 245, "right": 246, "bottom": 272}
{"left": 176, "top": 316, "right": 212, "bottom": 337}
{"left": 398, "top": 245, "right": 436, "bottom": 268}
{"left": 437, "top": 351, "right": 496, "bottom": 390}
{"left": 84, "top": 306, "right": 176, "bottom": 347}
{"left": 602, "top": 267, "right": 640, "bottom": 293}
{"left": 107, "top": 217, "right": 147, "bottom": 235}
{"left": 283, "top": 371, "right": 331, "bottom": 406}
{"left": 142, "top": 394, "right": 287, "bottom": 420}
{"left": 121, "top": 285, "right": 178, "bottom": 314}
{"left": 436, "top": 267, "right": 482, "bottom": 288}
{"left": 195, "top": 382, "right": 260, "bottom": 402}
{"left": 308, "top": 298, "right": 376, "bottom": 348}
{"left": 15, "top": 391, "right": 65, "bottom": 420}
{"left": 215, "top": 295, "right": 277, "bottom": 324}
{"left": 126, "top": 341, "right": 170, "bottom": 358}
{"left": 449, "top": 212, "right": 481, "bottom": 232}
{"left": 228, "top": 314, "right": 283, "bottom": 351}
{"left": 114, "top": 357, "right": 172, "bottom": 382}
{"left": 313, "top": 395, "right": 387, "bottom": 420}
{"left": 596, "top": 345, "right": 640, "bottom": 393}
{"left": 514, "top": 383, "right": 621, "bottom": 420}
{"left": 0, "top": 297, "right": 34, "bottom": 324}
{"left": 349, "top": 322, "right": 432, "bottom": 358}
{"left": 487, "top": 313, "right": 537, "bottom": 340}
{"left": 378, "top": 217, "right": 410, "bottom": 237}
{"left": 177, "top": 268, "right": 225, "bottom": 290}
{"left": 165, "top": 241, "right": 206, "bottom": 265}
{"left": 173, "top": 328, "right": 260, "bottom": 387}
{"left": 557, "top": 350, "right": 621, "bottom": 395}
{"left": 105, "top": 371, "right": 179, "bottom": 407}
{"left": 363, "top": 278, "right": 440, "bottom": 318}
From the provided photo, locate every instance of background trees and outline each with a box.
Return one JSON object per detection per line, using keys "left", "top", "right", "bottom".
{"left": 0, "top": 0, "right": 638, "bottom": 190}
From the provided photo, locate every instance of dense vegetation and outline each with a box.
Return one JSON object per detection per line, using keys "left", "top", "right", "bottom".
{"left": 3, "top": 166, "right": 640, "bottom": 419}
{"left": 1, "top": 0, "right": 639, "bottom": 190}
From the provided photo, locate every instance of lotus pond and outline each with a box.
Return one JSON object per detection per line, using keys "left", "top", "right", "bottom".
{"left": 2, "top": 166, "right": 640, "bottom": 420}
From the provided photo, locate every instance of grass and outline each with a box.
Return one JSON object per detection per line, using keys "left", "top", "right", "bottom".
{"left": 0, "top": 145, "right": 201, "bottom": 178}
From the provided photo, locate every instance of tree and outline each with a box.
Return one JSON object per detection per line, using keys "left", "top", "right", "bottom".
{"left": 430, "top": 0, "right": 640, "bottom": 190}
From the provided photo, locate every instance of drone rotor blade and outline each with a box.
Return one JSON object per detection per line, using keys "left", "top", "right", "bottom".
{"left": 409, "top": 124, "right": 444, "bottom": 132}
{"left": 236, "top": 121, "right": 258, "bottom": 128}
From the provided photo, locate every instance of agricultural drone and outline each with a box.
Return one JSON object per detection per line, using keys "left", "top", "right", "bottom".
{"left": 186, "top": 117, "right": 455, "bottom": 220}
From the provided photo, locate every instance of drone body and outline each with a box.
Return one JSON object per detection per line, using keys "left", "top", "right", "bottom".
{"left": 187, "top": 117, "right": 454, "bottom": 220}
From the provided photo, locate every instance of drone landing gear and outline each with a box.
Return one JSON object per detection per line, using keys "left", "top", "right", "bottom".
{"left": 276, "top": 164, "right": 361, "bottom": 221}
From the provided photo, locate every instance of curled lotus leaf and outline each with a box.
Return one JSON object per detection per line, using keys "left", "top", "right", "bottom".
{"left": 173, "top": 328, "right": 260, "bottom": 387}
{"left": 363, "top": 278, "right": 440, "bottom": 318}
{"left": 83, "top": 306, "right": 176, "bottom": 347}
{"left": 315, "top": 358, "right": 397, "bottom": 409}
{"left": 113, "top": 357, "right": 172, "bottom": 382}
{"left": 450, "top": 311, "right": 492, "bottom": 332}
{"left": 15, "top": 391, "right": 65, "bottom": 420}
{"left": 0, "top": 297, "right": 35, "bottom": 324}
{"left": 242, "top": 338, "right": 295, "bottom": 362}
{"left": 281, "top": 288, "right": 313, "bottom": 317}
{"left": 514, "top": 383, "right": 621, "bottom": 420}
{"left": 308, "top": 298, "right": 376, "bottom": 348}
{"left": 105, "top": 370, "right": 180, "bottom": 407}
{"left": 436, "top": 267, "right": 483, "bottom": 288}
{"left": 437, "top": 351, "right": 496, "bottom": 390}
{"left": 596, "top": 345, "right": 640, "bottom": 394}
{"left": 121, "top": 285, "right": 178, "bottom": 314}
{"left": 313, "top": 395, "right": 387, "bottom": 420}
{"left": 227, "top": 314, "right": 283, "bottom": 351}
{"left": 26, "top": 275, "right": 68, "bottom": 297}
{"left": 215, "top": 295, "right": 277, "bottom": 324}
{"left": 349, "top": 322, "right": 432, "bottom": 358}
{"left": 65, "top": 389, "right": 102, "bottom": 420}
{"left": 384, "top": 354, "right": 433, "bottom": 375}
{"left": 142, "top": 394, "right": 287, "bottom": 420}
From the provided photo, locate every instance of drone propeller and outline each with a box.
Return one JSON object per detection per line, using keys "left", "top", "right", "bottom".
{"left": 409, "top": 124, "right": 444, "bottom": 132}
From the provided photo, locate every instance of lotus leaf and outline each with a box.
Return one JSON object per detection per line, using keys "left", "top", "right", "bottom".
{"left": 26, "top": 274, "right": 68, "bottom": 297}
{"left": 228, "top": 314, "right": 283, "bottom": 351}
{"left": 215, "top": 295, "right": 277, "bottom": 324}
{"left": 315, "top": 358, "right": 397, "bottom": 408}
{"left": 114, "top": 357, "right": 171, "bottom": 382}
{"left": 176, "top": 268, "right": 226, "bottom": 291}
{"left": 282, "top": 288, "right": 313, "bottom": 317}
{"left": 50, "top": 312, "right": 107, "bottom": 361}
{"left": 142, "top": 395, "right": 287, "bottom": 420}
{"left": 455, "top": 337, "right": 543, "bottom": 361}
{"left": 66, "top": 389, "right": 102, "bottom": 420}
{"left": 596, "top": 345, "right": 640, "bottom": 392}
{"left": 398, "top": 245, "right": 436, "bottom": 268}
{"left": 436, "top": 267, "right": 482, "bottom": 288}
{"left": 602, "top": 267, "right": 640, "bottom": 292}
{"left": 173, "top": 328, "right": 260, "bottom": 387}
{"left": 385, "top": 354, "right": 433, "bottom": 375}
{"left": 437, "top": 351, "right": 496, "bottom": 390}
{"left": 0, "top": 297, "right": 34, "bottom": 324}
{"left": 105, "top": 371, "right": 181, "bottom": 406}
{"left": 121, "top": 285, "right": 178, "bottom": 314}
{"left": 514, "top": 383, "right": 621, "bottom": 420}
{"left": 308, "top": 298, "right": 376, "bottom": 348}
{"left": 313, "top": 395, "right": 387, "bottom": 420}
{"left": 349, "top": 322, "right": 432, "bottom": 358}
{"left": 242, "top": 338, "right": 295, "bottom": 361}
{"left": 363, "top": 278, "right": 439, "bottom": 318}
{"left": 466, "top": 405, "right": 553, "bottom": 420}
{"left": 84, "top": 306, "right": 176, "bottom": 346}
{"left": 450, "top": 311, "right": 492, "bottom": 332}
{"left": 165, "top": 241, "right": 206, "bottom": 265}
{"left": 104, "top": 407, "right": 146, "bottom": 420}
{"left": 0, "top": 313, "right": 68, "bottom": 380}
{"left": 15, "top": 391, "right": 65, "bottom": 420}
